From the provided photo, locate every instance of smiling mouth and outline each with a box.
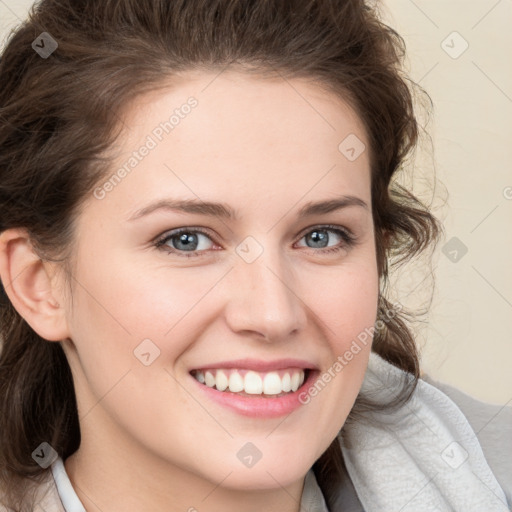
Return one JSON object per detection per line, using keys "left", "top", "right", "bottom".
{"left": 190, "top": 368, "right": 310, "bottom": 398}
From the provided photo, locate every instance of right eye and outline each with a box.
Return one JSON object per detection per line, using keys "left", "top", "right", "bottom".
{"left": 154, "top": 228, "right": 218, "bottom": 258}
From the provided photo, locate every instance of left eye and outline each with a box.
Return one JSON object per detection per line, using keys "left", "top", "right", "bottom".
{"left": 154, "top": 225, "right": 356, "bottom": 258}
{"left": 296, "top": 226, "right": 355, "bottom": 252}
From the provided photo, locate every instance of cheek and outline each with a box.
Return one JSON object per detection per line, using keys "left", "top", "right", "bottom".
{"left": 71, "top": 251, "right": 214, "bottom": 337}
{"left": 310, "top": 261, "right": 379, "bottom": 347}
{"left": 64, "top": 264, "right": 210, "bottom": 441}
{"left": 298, "top": 260, "right": 378, "bottom": 432}
{"left": 330, "top": 264, "right": 379, "bottom": 376}
{"left": 65, "top": 257, "right": 229, "bottom": 390}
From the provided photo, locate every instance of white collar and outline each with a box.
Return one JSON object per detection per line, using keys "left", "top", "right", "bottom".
{"left": 50, "top": 457, "right": 86, "bottom": 512}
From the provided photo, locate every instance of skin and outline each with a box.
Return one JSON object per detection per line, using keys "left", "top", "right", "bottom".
{"left": 0, "top": 70, "right": 379, "bottom": 512}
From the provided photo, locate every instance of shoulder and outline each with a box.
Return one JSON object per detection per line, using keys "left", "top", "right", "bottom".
{"left": 422, "top": 373, "right": 512, "bottom": 506}
{"left": 339, "top": 353, "right": 511, "bottom": 511}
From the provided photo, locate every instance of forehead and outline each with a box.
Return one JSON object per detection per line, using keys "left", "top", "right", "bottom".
{"left": 94, "top": 70, "right": 371, "bottom": 219}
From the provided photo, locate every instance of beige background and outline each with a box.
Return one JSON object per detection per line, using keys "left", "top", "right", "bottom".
{"left": 1, "top": 1, "right": 511, "bottom": 406}
{"left": 376, "top": 0, "right": 512, "bottom": 408}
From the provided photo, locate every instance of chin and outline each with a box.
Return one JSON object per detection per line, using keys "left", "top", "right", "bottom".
{"left": 216, "top": 464, "right": 309, "bottom": 491}
{"left": 228, "top": 443, "right": 316, "bottom": 490}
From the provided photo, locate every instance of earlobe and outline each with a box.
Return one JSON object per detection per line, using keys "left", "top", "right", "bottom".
{"left": 0, "top": 228, "right": 70, "bottom": 342}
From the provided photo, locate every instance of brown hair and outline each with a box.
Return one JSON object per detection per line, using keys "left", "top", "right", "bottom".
{"left": 0, "top": 0, "right": 441, "bottom": 508}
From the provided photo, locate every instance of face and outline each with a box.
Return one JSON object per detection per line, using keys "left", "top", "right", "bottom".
{"left": 59, "top": 70, "right": 379, "bottom": 493}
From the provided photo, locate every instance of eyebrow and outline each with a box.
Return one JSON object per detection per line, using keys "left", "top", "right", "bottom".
{"left": 127, "top": 195, "right": 368, "bottom": 222}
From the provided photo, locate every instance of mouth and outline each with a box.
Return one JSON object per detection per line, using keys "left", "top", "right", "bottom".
{"left": 187, "top": 358, "right": 319, "bottom": 417}
{"left": 190, "top": 367, "right": 312, "bottom": 398}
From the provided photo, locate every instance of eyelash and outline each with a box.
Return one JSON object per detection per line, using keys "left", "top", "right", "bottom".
{"left": 153, "top": 224, "right": 357, "bottom": 259}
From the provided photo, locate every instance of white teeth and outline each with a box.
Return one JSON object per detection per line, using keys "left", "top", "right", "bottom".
{"left": 193, "top": 368, "right": 306, "bottom": 395}
{"left": 263, "top": 372, "right": 282, "bottom": 395}
{"left": 290, "top": 372, "right": 300, "bottom": 392}
{"left": 205, "top": 371, "right": 215, "bottom": 388}
{"left": 244, "top": 371, "right": 263, "bottom": 394}
{"left": 281, "top": 373, "right": 291, "bottom": 392}
{"left": 228, "top": 372, "right": 244, "bottom": 393}
{"left": 215, "top": 369, "right": 229, "bottom": 391}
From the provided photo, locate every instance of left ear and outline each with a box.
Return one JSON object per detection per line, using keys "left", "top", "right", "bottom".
{"left": 0, "top": 228, "right": 70, "bottom": 342}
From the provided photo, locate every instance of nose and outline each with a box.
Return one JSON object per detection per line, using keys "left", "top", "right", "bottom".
{"left": 223, "top": 244, "right": 308, "bottom": 343}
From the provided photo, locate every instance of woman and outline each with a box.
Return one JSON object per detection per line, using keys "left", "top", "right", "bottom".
{"left": 0, "top": 0, "right": 509, "bottom": 511}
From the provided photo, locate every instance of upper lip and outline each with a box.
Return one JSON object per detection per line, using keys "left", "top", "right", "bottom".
{"left": 190, "top": 358, "right": 318, "bottom": 372}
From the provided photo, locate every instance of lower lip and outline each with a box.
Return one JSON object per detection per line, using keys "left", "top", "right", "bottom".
{"left": 190, "top": 370, "right": 319, "bottom": 418}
